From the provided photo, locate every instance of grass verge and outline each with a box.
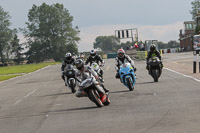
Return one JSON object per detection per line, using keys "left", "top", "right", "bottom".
{"left": 0, "top": 75, "right": 21, "bottom": 82}
{"left": 0, "top": 62, "right": 59, "bottom": 75}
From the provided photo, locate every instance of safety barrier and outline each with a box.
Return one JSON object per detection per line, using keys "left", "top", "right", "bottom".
{"left": 136, "top": 51, "right": 147, "bottom": 60}
{"left": 193, "top": 50, "right": 200, "bottom": 73}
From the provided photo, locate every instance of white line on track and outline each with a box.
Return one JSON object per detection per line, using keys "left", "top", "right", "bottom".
{"left": 106, "top": 66, "right": 110, "bottom": 70}
{"left": 14, "top": 89, "right": 38, "bottom": 105}
{"left": 24, "top": 89, "right": 38, "bottom": 98}
{"left": 164, "top": 67, "right": 200, "bottom": 83}
{"left": 14, "top": 77, "right": 55, "bottom": 105}
{"left": 14, "top": 99, "right": 23, "bottom": 105}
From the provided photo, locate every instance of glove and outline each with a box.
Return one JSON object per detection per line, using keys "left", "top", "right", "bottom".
{"left": 94, "top": 75, "right": 99, "bottom": 80}
{"left": 134, "top": 67, "right": 137, "bottom": 72}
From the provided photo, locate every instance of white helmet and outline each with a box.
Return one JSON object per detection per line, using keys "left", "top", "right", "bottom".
{"left": 90, "top": 50, "right": 96, "bottom": 57}
{"left": 65, "top": 53, "right": 72, "bottom": 61}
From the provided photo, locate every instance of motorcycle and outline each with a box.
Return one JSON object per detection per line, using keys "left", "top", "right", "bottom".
{"left": 79, "top": 77, "right": 110, "bottom": 107}
{"left": 119, "top": 63, "right": 136, "bottom": 91}
{"left": 147, "top": 57, "right": 162, "bottom": 82}
{"left": 91, "top": 63, "right": 103, "bottom": 78}
{"left": 63, "top": 64, "right": 76, "bottom": 93}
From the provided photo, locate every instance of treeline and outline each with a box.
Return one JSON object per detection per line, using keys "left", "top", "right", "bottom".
{"left": 0, "top": 3, "right": 80, "bottom": 65}
{"left": 158, "top": 41, "right": 180, "bottom": 49}
{"left": 93, "top": 36, "right": 180, "bottom": 52}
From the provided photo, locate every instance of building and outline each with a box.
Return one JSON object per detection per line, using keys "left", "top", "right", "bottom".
{"left": 179, "top": 21, "right": 196, "bottom": 51}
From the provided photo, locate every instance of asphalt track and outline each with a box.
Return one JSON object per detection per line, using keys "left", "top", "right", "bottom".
{"left": 1, "top": 54, "right": 200, "bottom": 133}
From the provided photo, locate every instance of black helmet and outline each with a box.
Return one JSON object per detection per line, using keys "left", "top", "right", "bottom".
{"left": 150, "top": 44, "right": 156, "bottom": 52}
{"left": 75, "top": 59, "right": 84, "bottom": 70}
{"left": 65, "top": 53, "right": 72, "bottom": 61}
{"left": 90, "top": 50, "right": 96, "bottom": 57}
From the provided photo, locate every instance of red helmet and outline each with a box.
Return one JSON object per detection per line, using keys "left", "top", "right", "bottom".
{"left": 117, "top": 49, "right": 125, "bottom": 58}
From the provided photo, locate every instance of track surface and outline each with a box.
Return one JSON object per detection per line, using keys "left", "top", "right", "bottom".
{"left": 1, "top": 54, "right": 200, "bottom": 133}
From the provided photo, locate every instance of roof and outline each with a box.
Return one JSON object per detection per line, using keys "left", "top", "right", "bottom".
{"left": 184, "top": 21, "right": 196, "bottom": 24}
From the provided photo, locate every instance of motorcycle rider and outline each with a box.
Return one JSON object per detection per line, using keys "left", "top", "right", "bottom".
{"left": 61, "top": 53, "right": 75, "bottom": 86}
{"left": 74, "top": 59, "right": 108, "bottom": 103}
{"left": 146, "top": 44, "right": 163, "bottom": 74}
{"left": 85, "top": 50, "right": 105, "bottom": 78}
{"left": 115, "top": 49, "right": 136, "bottom": 79}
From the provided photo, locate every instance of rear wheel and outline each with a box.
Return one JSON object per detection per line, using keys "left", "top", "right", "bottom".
{"left": 88, "top": 90, "right": 103, "bottom": 107}
{"left": 127, "top": 78, "right": 133, "bottom": 91}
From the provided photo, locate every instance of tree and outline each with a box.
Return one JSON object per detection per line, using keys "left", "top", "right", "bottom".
{"left": 190, "top": 0, "right": 200, "bottom": 20}
{"left": 93, "top": 36, "right": 120, "bottom": 52}
{"left": 158, "top": 41, "right": 180, "bottom": 49}
{"left": 0, "top": 6, "right": 12, "bottom": 64}
{"left": 167, "top": 40, "right": 180, "bottom": 48}
{"left": 24, "top": 3, "right": 80, "bottom": 63}
{"left": 10, "top": 29, "right": 24, "bottom": 65}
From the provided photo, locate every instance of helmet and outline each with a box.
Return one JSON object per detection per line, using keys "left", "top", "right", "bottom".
{"left": 65, "top": 53, "right": 72, "bottom": 61}
{"left": 150, "top": 44, "right": 156, "bottom": 52}
{"left": 75, "top": 59, "right": 84, "bottom": 70}
{"left": 117, "top": 49, "right": 125, "bottom": 58}
{"left": 90, "top": 50, "right": 96, "bottom": 57}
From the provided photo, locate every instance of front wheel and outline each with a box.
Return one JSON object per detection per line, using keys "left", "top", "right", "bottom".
{"left": 152, "top": 69, "right": 159, "bottom": 82}
{"left": 103, "top": 94, "right": 110, "bottom": 106}
{"left": 69, "top": 80, "right": 76, "bottom": 93}
{"left": 88, "top": 89, "right": 103, "bottom": 107}
{"left": 127, "top": 78, "right": 134, "bottom": 91}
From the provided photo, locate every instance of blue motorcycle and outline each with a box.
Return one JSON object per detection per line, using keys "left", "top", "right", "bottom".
{"left": 119, "top": 63, "right": 136, "bottom": 91}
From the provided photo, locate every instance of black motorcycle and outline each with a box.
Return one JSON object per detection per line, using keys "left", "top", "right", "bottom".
{"left": 63, "top": 64, "right": 76, "bottom": 93}
{"left": 147, "top": 57, "right": 162, "bottom": 82}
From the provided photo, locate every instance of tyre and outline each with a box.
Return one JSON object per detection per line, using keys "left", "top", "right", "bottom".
{"left": 88, "top": 90, "right": 103, "bottom": 107}
{"left": 70, "top": 80, "right": 76, "bottom": 93}
{"left": 103, "top": 95, "right": 110, "bottom": 106}
{"left": 154, "top": 77, "right": 158, "bottom": 82}
{"left": 127, "top": 78, "right": 133, "bottom": 91}
{"left": 152, "top": 69, "right": 158, "bottom": 82}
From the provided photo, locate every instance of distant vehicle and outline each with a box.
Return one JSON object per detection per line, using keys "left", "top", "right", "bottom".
{"left": 193, "top": 35, "right": 200, "bottom": 50}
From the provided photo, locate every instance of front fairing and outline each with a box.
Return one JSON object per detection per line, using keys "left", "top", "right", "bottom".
{"left": 80, "top": 77, "right": 95, "bottom": 89}
{"left": 64, "top": 64, "right": 75, "bottom": 77}
{"left": 119, "top": 63, "right": 136, "bottom": 87}
{"left": 149, "top": 57, "right": 161, "bottom": 68}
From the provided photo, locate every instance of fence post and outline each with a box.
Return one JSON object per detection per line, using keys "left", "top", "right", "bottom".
{"left": 193, "top": 51, "right": 197, "bottom": 73}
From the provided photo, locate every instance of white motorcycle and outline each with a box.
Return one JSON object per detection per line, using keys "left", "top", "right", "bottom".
{"left": 91, "top": 63, "right": 103, "bottom": 79}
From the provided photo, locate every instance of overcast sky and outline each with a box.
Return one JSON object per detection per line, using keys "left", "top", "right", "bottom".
{"left": 0, "top": 0, "right": 194, "bottom": 51}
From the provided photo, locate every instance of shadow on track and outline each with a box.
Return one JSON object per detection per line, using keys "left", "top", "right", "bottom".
{"left": 110, "top": 90, "right": 130, "bottom": 94}
{"left": 49, "top": 106, "right": 97, "bottom": 113}
{"left": 136, "top": 81, "right": 155, "bottom": 85}
{"left": 40, "top": 92, "right": 73, "bottom": 97}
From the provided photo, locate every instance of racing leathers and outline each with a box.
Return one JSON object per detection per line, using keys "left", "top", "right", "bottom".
{"left": 61, "top": 58, "right": 75, "bottom": 82}
{"left": 115, "top": 55, "right": 136, "bottom": 79}
{"left": 75, "top": 65, "right": 107, "bottom": 98}
{"left": 85, "top": 55, "right": 104, "bottom": 78}
{"left": 146, "top": 50, "right": 163, "bottom": 74}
